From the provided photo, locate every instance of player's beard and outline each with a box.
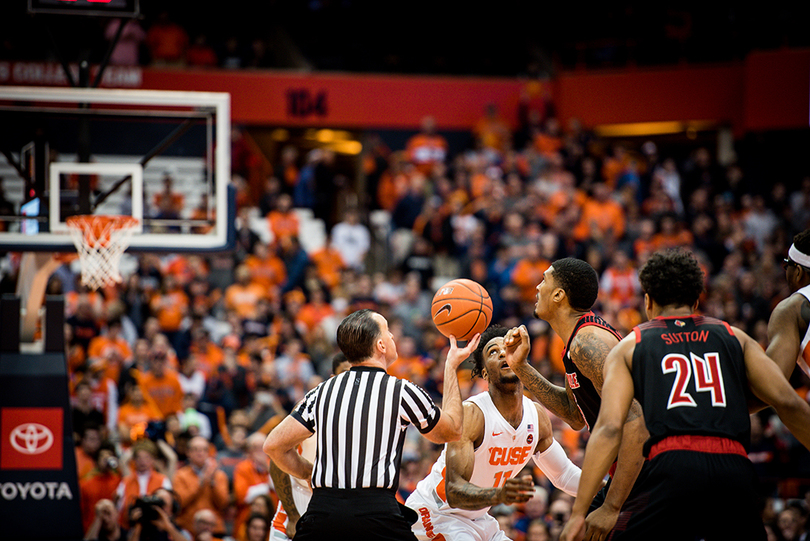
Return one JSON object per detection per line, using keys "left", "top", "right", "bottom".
{"left": 491, "top": 371, "right": 521, "bottom": 391}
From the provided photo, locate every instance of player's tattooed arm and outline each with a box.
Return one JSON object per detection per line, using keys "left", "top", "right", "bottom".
{"left": 568, "top": 329, "right": 617, "bottom": 394}
{"left": 269, "top": 459, "right": 299, "bottom": 524}
{"left": 503, "top": 326, "right": 585, "bottom": 430}
{"left": 513, "top": 363, "right": 586, "bottom": 430}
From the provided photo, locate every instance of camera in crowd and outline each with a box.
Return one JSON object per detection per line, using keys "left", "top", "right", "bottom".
{"left": 132, "top": 495, "right": 164, "bottom": 524}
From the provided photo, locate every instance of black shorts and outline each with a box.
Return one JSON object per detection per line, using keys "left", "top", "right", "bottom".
{"left": 295, "top": 488, "right": 418, "bottom": 541}
{"left": 594, "top": 450, "right": 766, "bottom": 541}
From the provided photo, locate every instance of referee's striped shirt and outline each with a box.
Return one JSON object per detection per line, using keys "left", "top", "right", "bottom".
{"left": 291, "top": 365, "right": 440, "bottom": 490}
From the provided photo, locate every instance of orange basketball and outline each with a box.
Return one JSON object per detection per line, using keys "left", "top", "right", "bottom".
{"left": 431, "top": 278, "right": 493, "bottom": 341}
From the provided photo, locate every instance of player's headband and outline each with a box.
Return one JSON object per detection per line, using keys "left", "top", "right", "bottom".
{"left": 788, "top": 244, "right": 810, "bottom": 268}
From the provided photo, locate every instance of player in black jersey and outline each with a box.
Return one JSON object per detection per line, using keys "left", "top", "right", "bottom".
{"left": 561, "top": 249, "right": 810, "bottom": 541}
{"left": 504, "top": 257, "right": 648, "bottom": 539}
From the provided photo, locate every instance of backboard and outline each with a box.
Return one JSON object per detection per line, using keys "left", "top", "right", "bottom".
{"left": 0, "top": 86, "right": 234, "bottom": 253}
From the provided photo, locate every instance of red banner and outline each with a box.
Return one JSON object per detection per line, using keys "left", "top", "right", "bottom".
{"left": 1, "top": 408, "right": 64, "bottom": 470}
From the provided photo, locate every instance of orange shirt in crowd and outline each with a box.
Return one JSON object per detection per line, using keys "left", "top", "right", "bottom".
{"left": 244, "top": 254, "right": 286, "bottom": 299}
{"left": 405, "top": 133, "right": 448, "bottom": 175}
{"left": 266, "top": 210, "right": 299, "bottom": 246}
{"left": 150, "top": 290, "right": 189, "bottom": 333}
{"left": 573, "top": 197, "right": 626, "bottom": 242}
{"left": 88, "top": 335, "right": 133, "bottom": 383}
{"left": 137, "top": 372, "right": 184, "bottom": 418}
{"left": 224, "top": 282, "right": 268, "bottom": 320}
{"left": 172, "top": 465, "right": 230, "bottom": 533}
{"left": 188, "top": 343, "right": 225, "bottom": 378}
{"left": 511, "top": 257, "right": 551, "bottom": 304}
{"left": 232, "top": 459, "right": 274, "bottom": 537}
{"left": 309, "top": 246, "right": 346, "bottom": 291}
{"left": 118, "top": 401, "right": 164, "bottom": 441}
{"left": 76, "top": 447, "right": 97, "bottom": 482}
{"left": 80, "top": 470, "right": 122, "bottom": 533}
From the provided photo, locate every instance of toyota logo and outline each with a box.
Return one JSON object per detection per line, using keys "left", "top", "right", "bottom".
{"left": 10, "top": 423, "right": 54, "bottom": 455}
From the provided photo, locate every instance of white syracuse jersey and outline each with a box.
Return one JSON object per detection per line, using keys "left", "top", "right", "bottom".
{"left": 799, "top": 284, "right": 810, "bottom": 377}
{"left": 409, "top": 391, "right": 540, "bottom": 520}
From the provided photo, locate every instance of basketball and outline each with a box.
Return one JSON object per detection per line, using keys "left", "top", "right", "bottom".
{"left": 431, "top": 278, "right": 493, "bottom": 341}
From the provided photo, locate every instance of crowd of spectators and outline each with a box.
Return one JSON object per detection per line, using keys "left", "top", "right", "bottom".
{"left": 1, "top": 81, "right": 809, "bottom": 541}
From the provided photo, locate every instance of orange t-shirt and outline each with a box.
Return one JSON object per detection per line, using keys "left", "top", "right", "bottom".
{"left": 244, "top": 255, "right": 286, "bottom": 297}
{"left": 138, "top": 372, "right": 184, "bottom": 418}
{"left": 80, "top": 471, "right": 122, "bottom": 533}
{"left": 150, "top": 290, "right": 189, "bottom": 332}
{"left": 573, "top": 198, "right": 626, "bottom": 241}
{"left": 224, "top": 282, "right": 268, "bottom": 320}
{"left": 309, "top": 247, "right": 345, "bottom": 291}
{"left": 267, "top": 211, "right": 300, "bottom": 245}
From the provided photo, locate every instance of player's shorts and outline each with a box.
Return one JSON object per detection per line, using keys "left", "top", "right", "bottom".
{"left": 269, "top": 501, "right": 291, "bottom": 541}
{"left": 405, "top": 491, "right": 511, "bottom": 541}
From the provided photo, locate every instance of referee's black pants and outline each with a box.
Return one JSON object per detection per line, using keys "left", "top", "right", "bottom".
{"left": 294, "top": 488, "right": 419, "bottom": 541}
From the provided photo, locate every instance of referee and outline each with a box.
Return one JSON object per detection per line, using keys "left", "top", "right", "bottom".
{"left": 264, "top": 309, "right": 480, "bottom": 540}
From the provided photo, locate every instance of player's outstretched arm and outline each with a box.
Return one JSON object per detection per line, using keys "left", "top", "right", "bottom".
{"left": 445, "top": 402, "right": 534, "bottom": 510}
{"left": 424, "top": 334, "right": 481, "bottom": 444}
{"left": 504, "top": 325, "right": 586, "bottom": 430}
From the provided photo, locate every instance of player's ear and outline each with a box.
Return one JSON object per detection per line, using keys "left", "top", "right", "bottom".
{"left": 552, "top": 286, "right": 566, "bottom": 304}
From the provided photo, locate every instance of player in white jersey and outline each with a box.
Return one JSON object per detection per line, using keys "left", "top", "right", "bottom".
{"left": 406, "top": 325, "right": 581, "bottom": 541}
{"left": 767, "top": 230, "right": 810, "bottom": 380}
{"left": 268, "top": 354, "right": 352, "bottom": 540}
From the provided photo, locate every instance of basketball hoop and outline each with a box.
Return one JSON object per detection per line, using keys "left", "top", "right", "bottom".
{"left": 66, "top": 215, "right": 139, "bottom": 290}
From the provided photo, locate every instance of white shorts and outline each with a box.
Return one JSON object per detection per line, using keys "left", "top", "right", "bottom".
{"left": 405, "top": 491, "right": 511, "bottom": 541}
{"left": 269, "top": 501, "right": 291, "bottom": 541}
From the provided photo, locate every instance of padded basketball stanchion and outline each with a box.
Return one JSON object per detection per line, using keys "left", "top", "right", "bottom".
{"left": 0, "top": 294, "right": 83, "bottom": 541}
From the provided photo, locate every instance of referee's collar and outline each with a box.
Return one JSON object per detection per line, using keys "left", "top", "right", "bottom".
{"left": 349, "top": 365, "right": 387, "bottom": 373}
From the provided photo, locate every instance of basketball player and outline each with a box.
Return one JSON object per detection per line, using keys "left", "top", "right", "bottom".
{"left": 406, "top": 325, "right": 581, "bottom": 541}
{"left": 504, "top": 257, "right": 648, "bottom": 538}
{"left": 561, "top": 249, "right": 810, "bottom": 541}
{"left": 766, "top": 229, "right": 810, "bottom": 379}
{"left": 268, "top": 353, "right": 352, "bottom": 540}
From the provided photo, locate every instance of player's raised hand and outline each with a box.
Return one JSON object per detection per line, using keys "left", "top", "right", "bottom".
{"left": 446, "top": 333, "right": 481, "bottom": 371}
{"left": 497, "top": 474, "right": 534, "bottom": 505}
{"left": 503, "top": 325, "right": 530, "bottom": 367}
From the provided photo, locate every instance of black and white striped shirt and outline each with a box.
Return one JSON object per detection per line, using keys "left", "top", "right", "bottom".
{"left": 291, "top": 366, "right": 440, "bottom": 490}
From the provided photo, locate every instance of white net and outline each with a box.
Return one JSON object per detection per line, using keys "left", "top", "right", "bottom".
{"left": 66, "top": 215, "right": 139, "bottom": 290}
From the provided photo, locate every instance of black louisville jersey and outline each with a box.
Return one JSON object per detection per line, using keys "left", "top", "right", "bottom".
{"left": 631, "top": 315, "right": 751, "bottom": 452}
{"left": 562, "top": 312, "right": 623, "bottom": 430}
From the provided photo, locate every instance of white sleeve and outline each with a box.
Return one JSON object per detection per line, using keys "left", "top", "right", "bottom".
{"left": 532, "top": 439, "right": 581, "bottom": 497}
